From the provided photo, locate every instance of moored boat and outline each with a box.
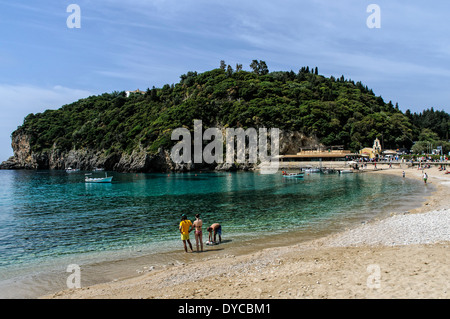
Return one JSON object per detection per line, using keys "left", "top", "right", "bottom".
{"left": 85, "top": 173, "right": 113, "bottom": 183}
{"left": 303, "top": 168, "right": 320, "bottom": 173}
{"left": 282, "top": 171, "right": 304, "bottom": 178}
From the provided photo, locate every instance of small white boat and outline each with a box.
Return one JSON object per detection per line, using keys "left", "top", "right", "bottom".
{"left": 66, "top": 167, "right": 80, "bottom": 173}
{"left": 282, "top": 172, "right": 304, "bottom": 178}
{"left": 85, "top": 173, "right": 113, "bottom": 183}
{"left": 303, "top": 168, "right": 320, "bottom": 173}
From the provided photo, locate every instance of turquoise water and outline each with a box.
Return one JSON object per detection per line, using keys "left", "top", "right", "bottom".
{"left": 0, "top": 169, "right": 428, "bottom": 297}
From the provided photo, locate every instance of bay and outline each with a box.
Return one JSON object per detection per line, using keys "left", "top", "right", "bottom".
{"left": 0, "top": 169, "right": 429, "bottom": 298}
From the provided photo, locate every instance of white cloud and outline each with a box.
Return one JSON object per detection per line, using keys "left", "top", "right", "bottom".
{"left": 0, "top": 84, "right": 92, "bottom": 160}
{"left": 0, "top": 84, "right": 91, "bottom": 114}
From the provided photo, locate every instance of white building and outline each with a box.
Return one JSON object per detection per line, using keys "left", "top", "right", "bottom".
{"left": 125, "top": 89, "right": 145, "bottom": 97}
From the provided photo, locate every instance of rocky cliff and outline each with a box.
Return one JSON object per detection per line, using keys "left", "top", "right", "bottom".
{"left": 0, "top": 130, "right": 319, "bottom": 172}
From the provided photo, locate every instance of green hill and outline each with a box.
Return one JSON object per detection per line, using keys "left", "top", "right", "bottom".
{"left": 7, "top": 61, "right": 450, "bottom": 170}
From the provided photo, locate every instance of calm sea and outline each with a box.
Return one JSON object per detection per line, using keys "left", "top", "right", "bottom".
{"left": 0, "top": 169, "right": 430, "bottom": 298}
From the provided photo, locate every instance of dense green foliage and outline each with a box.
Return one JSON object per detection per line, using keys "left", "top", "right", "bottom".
{"left": 405, "top": 108, "right": 450, "bottom": 154}
{"left": 14, "top": 62, "right": 450, "bottom": 156}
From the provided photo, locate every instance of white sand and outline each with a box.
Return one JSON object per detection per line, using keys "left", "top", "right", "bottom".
{"left": 327, "top": 208, "right": 450, "bottom": 247}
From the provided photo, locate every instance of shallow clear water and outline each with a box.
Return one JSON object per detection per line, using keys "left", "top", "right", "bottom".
{"left": 0, "top": 169, "right": 429, "bottom": 297}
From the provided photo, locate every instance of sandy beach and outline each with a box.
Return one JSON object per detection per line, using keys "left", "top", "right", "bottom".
{"left": 44, "top": 165, "right": 449, "bottom": 299}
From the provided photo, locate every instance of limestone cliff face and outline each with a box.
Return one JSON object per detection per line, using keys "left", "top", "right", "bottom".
{"left": 1, "top": 130, "right": 320, "bottom": 172}
{"left": 0, "top": 131, "right": 193, "bottom": 172}
{"left": 278, "top": 130, "right": 318, "bottom": 154}
{"left": 2, "top": 132, "right": 39, "bottom": 169}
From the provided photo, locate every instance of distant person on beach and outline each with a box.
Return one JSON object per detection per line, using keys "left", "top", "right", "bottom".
{"left": 402, "top": 171, "right": 405, "bottom": 178}
{"left": 207, "top": 223, "right": 222, "bottom": 244}
{"left": 193, "top": 214, "right": 203, "bottom": 252}
{"left": 423, "top": 172, "right": 428, "bottom": 184}
{"left": 179, "top": 214, "right": 193, "bottom": 253}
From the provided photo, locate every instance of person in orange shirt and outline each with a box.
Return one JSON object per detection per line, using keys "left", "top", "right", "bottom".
{"left": 179, "top": 214, "right": 193, "bottom": 253}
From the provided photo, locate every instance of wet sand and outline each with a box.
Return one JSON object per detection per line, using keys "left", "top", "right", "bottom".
{"left": 43, "top": 165, "right": 449, "bottom": 299}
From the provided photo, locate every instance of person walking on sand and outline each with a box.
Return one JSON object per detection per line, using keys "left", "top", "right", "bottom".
{"left": 207, "top": 223, "right": 222, "bottom": 244}
{"left": 423, "top": 172, "right": 428, "bottom": 184}
{"left": 179, "top": 214, "right": 193, "bottom": 253}
{"left": 193, "top": 214, "right": 203, "bottom": 252}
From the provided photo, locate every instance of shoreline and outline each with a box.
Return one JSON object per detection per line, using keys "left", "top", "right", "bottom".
{"left": 43, "top": 166, "right": 449, "bottom": 299}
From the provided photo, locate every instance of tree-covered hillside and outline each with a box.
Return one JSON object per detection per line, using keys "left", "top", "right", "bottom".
{"left": 405, "top": 108, "right": 450, "bottom": 154}
{"left": 13, "top": 61, "right": 450, "bottom": 156}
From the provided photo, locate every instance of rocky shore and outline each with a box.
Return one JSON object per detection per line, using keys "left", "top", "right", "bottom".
{"left": 0, "top": 130, "right": 317, "bottom": 172}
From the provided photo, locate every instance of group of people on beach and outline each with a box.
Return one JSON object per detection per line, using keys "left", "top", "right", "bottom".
{"left": 179, "top": 214, "right": 222, "bottom": 253}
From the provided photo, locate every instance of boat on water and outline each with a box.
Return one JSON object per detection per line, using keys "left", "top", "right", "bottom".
{"left": 303, "top": 168, "right": 320, "bottom": 173}
{"left": 66, "top": 167, "right": 80, "bottom": 173}
{"left": 85, "top": 173, "right": 113, "bottom": 183}
{"left": 282, "top": 171, "right": 304, "bottom": 178}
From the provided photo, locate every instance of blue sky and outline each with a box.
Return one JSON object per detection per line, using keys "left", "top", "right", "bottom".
{"left": 0, "top": 0, "right": 449, "bottom": 160}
